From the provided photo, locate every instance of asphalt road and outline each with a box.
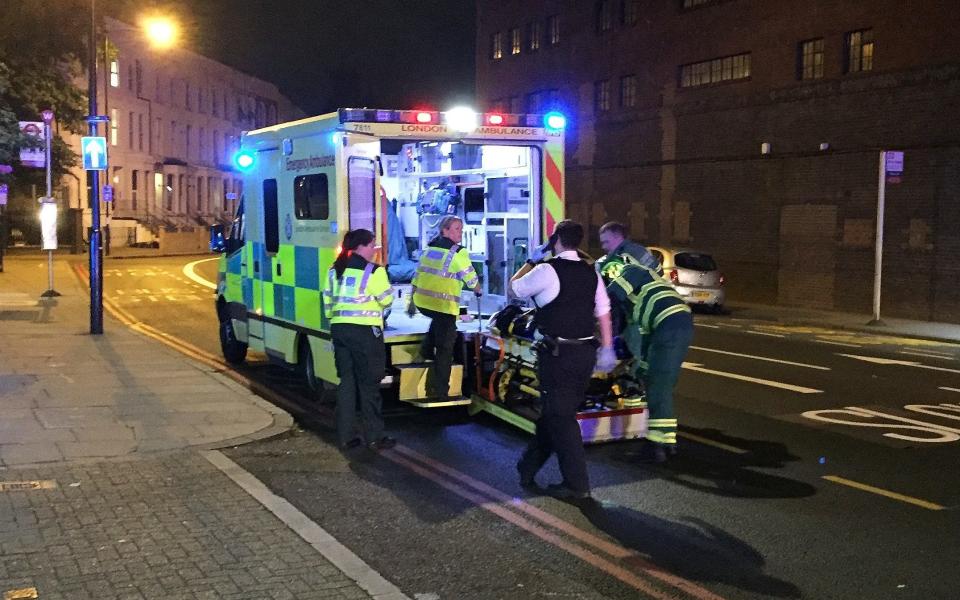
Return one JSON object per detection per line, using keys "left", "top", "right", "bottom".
{"left": 93, "top": 254, "right": 960, "bottom": 600}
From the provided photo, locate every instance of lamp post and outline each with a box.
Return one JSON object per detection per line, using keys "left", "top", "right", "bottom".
{"left": 40, "top": 108, "right": 60, "bottom": 298}
{"left": 88, "top": 0, "right": 104, "bottom": 334}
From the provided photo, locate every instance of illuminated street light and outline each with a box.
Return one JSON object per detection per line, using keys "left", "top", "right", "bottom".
{"left": 143, "top": 17, "right": 178, "bottom": 49}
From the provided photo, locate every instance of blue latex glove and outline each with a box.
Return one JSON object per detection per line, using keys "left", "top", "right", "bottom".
{"left": 405, "top": 298, "right": 417, "bottom": 317}
{"left": 595, "top": 346, "right": 618, "bottom": 373}
{"left": 528, "top": 242, "right": 552, "bottom": 263}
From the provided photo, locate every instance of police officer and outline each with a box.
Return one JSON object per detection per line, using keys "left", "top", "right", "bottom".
{"left": 407, "top": 215, "right": 481, "bottom": 400}
{"left": 595, "top": 221, "right": 660, "bottom": 283}
{"left": 323, "top": 229, "right": 396, "bottom": 451}
{"left": 607, "top": 262, "right": 693, "bottom": 462}
{"left": 511, "top": 220, "right": 617, "bottom": 501}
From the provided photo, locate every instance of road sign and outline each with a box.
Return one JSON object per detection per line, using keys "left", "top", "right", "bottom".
{"left": 0, "top": 184, "right": 7, "bottom": 206}
{"left": 19, "top": 121, "right": 45, "bottom": 168}
{"left": 81, "top": 136, "right": 108, "bottom": 170}
{"left": 103, "top": 184, "right": 113, "bottom": 202}
{"left": 885, "top": 151, "right": 904, "bottom": 183}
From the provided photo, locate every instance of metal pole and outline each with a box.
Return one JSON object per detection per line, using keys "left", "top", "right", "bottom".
{"left": 868, "top": 151, "right": 885, "bottom": 326}
{"left": 89, "top": 0, "right": 103, "bottom": 334}
{"left": 41, "top": 113, "right": 61, "bottom": 297}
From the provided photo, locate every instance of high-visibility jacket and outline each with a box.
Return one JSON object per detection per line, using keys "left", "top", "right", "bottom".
{"left": 323, "top": 254, "right": 394, "bottom": 326}
{"left": 412, "top": 236, "right": 479, "bottom": 315}
{"left": 597, "top": 240, "right": 661, "bottom": 283}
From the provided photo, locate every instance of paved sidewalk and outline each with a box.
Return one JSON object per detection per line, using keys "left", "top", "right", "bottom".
{"left": 0, "top": 255, "right": 402, "bottom": 599}
{"left": 724, "top": 301, "right": 960, "bottom": 345}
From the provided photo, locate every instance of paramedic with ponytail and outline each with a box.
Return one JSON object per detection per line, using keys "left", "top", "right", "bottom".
{"left": 323, "top": 229, "right": 396, "bottom": 451}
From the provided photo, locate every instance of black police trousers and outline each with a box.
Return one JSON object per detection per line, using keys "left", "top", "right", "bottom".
{"left": 518, "top": 343, "right": 595, "bottom": 494}
{"left": 332, "top": 323, "right": 386, "bottom": 445}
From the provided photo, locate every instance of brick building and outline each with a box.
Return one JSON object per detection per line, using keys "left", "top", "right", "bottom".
{"left": 65, "top": 17, "right": 301, "bottom": 248}
{"left": 476, "top": 1, "right": 960, "bottom": 321}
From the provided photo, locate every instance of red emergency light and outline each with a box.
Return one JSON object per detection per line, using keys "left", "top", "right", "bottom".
{"left": 416, "top": 111, "right": 434, "bottom": 124}
{"left": 486, "top": 113, "right": 505, "bottom": 126}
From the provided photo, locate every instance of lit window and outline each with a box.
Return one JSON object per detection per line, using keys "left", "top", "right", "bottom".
{"left": 528, "top": 21, "right": 541, "bottom": 52}
{"left": 548, "top": 15, "right": 560, "bottom": 46}
{"left": 799, "top": 38, "right": 824, "bottom": 80}
{"left": 597, "top": 0, "right": 615, "bottom": 33}
{"left": 510, "top": 28, "right": 521, "bottom": 55}
{"left": 110, "top": 109, "right": 118, "bottom": 146}
{"left": 679, "top": 53, "right": 751, "bottom": 88}
{"left": 620, "top": 75, "right": 637, "bottom": 108}
{"left": 595, "top": 80, "right": 611, "bottom": 112}
{"left": 109, "top": 60, "right": 119, "bottom": 87}
{"left": 491, "top": 32, "right": 503, "bottom": 60}
{"left": 846, "top": 29, "right": 874, "bottom": 73}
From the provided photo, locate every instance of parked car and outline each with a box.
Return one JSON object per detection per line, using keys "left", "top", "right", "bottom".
{"left": 647, "top": 246, "right": 725, "bottom": 312}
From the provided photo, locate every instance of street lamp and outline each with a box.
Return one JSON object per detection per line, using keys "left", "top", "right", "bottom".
{"left": 88, "top": 0, "right": 104, "bottom": 334}
{"left": 142, "top": 17, "right": 178, "bottom": 49}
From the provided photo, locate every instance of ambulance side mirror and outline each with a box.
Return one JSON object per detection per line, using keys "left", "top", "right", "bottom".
{"left": 209, "top": 224, "right": 226, "bottom": 253}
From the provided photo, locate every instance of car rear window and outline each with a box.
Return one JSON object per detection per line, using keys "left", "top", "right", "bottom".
{"left": 675, "top": 252, "right": 717, "bottom": 271}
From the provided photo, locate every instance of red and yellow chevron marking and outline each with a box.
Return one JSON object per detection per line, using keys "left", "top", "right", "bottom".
{"left": 543, "top": 137, "right": 564, "bottom": 236}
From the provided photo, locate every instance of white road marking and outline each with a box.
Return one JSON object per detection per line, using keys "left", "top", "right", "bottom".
{"left": 694, "top": 323, "right": 721, "bottom": 329}
{"left": 814, "top": 339, "right": 862, "bottom": 348}
{"left": 745, "top": 330, "right": 786, "bottom": 338}
{"left": 838, "top": 353, "right": 960, "bottom": 375}
{"left": 940, "top": 387, "right": 960, "bottom": 393}
{"left": 688, "top": 345, "right": 830, "bottom": 370}
{"left": 900, "top": 349, "right": 954, "bottom": 360}
{"left": 682, "top": 361, "right": 823, "bottom": 393}
{"left": 183, "top": 257, "right": 218, "bottom": 290}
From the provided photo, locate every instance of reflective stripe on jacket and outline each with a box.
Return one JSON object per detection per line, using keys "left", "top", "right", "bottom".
{"left": 412, "top": 241, "right": 478, "bottom": 315}
{"left": 323, "top": 259, "right": 394, "bottom": 326}
{"left": 608, "top": 264, "right": 690, "bottom": 335}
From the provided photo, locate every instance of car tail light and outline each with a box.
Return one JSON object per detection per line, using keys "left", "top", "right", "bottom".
{"left": 669, "top": 269, "right": 679, "bottom": 284}
{"left": 719, "top": 273, "right": 725, "bottom": 286}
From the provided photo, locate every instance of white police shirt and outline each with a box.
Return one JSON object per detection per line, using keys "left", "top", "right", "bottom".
{"left": 510, "top": 250, "right": 611, "bottom": 318}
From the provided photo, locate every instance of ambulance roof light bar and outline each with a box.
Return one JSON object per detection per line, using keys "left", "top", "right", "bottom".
{"left": 337, "top": 108, "right": 563, "bottom": 130}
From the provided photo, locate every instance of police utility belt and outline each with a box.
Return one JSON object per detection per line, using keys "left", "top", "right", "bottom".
{"left": 533, "top": 334, "right": 599, "bottom": 357}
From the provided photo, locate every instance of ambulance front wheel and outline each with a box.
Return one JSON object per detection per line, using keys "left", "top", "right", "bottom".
{"left": 219, "top": 318, "right": 248, "bottom": 365}
{"left": 300, "top": 338, "right": 336, "bottom": 404}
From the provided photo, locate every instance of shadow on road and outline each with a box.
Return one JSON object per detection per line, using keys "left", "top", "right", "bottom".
{"left": 580, "top": 501, "right": 802, "bottom": 598}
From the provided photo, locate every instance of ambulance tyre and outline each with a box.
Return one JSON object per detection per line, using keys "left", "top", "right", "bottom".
{"left": 300, "top": 338, "right": 335, "bottom": 404}
{"left": 219, "top": 317, "right": 247, "bottom": 365}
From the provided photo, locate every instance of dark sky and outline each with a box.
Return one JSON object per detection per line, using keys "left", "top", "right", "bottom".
{"left": 167, "top": 0, "right": 478, "bottom": 116}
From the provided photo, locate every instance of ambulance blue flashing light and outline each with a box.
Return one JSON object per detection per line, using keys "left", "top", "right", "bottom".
{"left": 234, "top": 150, "right": 255, "bottom": 171}
{"left": 544, "top": 112, "right": 566, "bottom": 130}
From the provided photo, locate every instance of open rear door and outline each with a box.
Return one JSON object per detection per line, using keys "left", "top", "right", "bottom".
{"left": 340, "top": 134, "right": 383, "bottom": 260}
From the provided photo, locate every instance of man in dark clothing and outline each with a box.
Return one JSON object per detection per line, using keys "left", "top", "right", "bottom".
{"left": 511, "top": 220, "right": 617, "bottom": 500}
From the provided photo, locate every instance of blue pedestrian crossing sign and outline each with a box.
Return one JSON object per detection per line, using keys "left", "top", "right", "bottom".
{"left": 81, "top": 136, "right": 108, "bottom": 170}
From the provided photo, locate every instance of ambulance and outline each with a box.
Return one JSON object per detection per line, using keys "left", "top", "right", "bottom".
{"left": 212, "top": 107, "right": 648, "bottom": 443}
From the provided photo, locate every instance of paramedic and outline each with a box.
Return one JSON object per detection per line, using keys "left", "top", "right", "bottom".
{"left": 607, "top": 262, "right": 693, "bottom": 462}
{"left": 595, "top": 221, "right": 660, "bottom": 282}
{"left": 324, "top": 229, "right": 396, "bottom": 451}
{"left": 511, "top": 220, "right": 618, "bottom": 501}
{"left": 407, "top": 215, "right": 481, "bottom": 400}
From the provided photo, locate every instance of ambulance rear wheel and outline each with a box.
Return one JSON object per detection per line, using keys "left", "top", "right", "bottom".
{"left": 219, "top": 318, "right": 247, "bottom": 365}
{"left": 300, "top": 339, "right": 335, "bottom": 403}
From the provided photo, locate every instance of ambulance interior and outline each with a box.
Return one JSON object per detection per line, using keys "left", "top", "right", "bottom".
{"left": 360, "top": 139, "right": 542, "bottom": 334}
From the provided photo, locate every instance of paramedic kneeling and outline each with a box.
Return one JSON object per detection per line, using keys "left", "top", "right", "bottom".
{"left": 407, "top": 215, "right": 481, "bottom": 400}
{"left": 511, "top": 220, "right": 617, "bottom": 501}
{"left": 324, "top": 229, "right": 396, "bottom": 451}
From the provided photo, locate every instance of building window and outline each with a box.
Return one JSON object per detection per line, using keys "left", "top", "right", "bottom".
{"left": 135, "top": 60, "right": 143, "bottom": 96}
{"left": 799, "top": 38, "right": 824, "bottom": 80}
{"left": 509, "top": 96, "right": 522, "bottom": 114}
{"left": 166, "top": 174, "right": 174, "bottom": 211}
{"left": 623, "top": 0, "right": 640, "bottom": 25}
{"left": 127, "top": 64, "right": 133, "bottom": 91}
{"left": 620, "top": 75, "right": 637, "bottom": 107}
{"left": 548, "top": 15, "right": 560, "bottom": 46}
{"left": 212, "top": 90, "right": 219, "bottom": 117}
{"left": 679, "top": 52, "right": 751, "bottom": 88}
{"left": 154, "top": 117, "right": 161, "bottom": 153}
{"left": 526, "top": 91, "right": 543, "bottom": 114}
{"left": 846, "top": 29, "right": 874, "bottom": 73}
{"left": 510, "top": 28, "right": 521, "bottom": 55}
{"left": 170, "top": 121, "right": 177, "bottom": 154}
{"left": 198, "top": 88, "right": 204, "bottom": 113}
{"left": 137, "top": 113, "right": 144, "bottom": 151}
{"left": 110, "top": 109, "right": 118, "bottom": 146}
{"left": 682, "top": 0, "right": 717, "bottom": 9}
{"left": 109, "top": 60, "right": 120, "bottom": 87}
{"left": 491, "top": 32, "right": 503, "bottom": 60}
{"left": 155, "top": 75, "right": 162, "bottom": 103}
{"left": 595, "top": 80, "right": 611, "bottom": 112}
{"left": 528, "top": 21, "right": 542, "bottom": 52}
{"left": 597, "top": 0, "right": 615, "bottom": 33}
{"left": 131, "top": 170, "right": 139, "bottom": 212}
{"left": 128, "top": 111, "right": 134, "bottom": 149}
{"left": 185, "top": 82, "right": 192, "bottom": 110}
{"left": 199, "top": 127, "right": 206, "bottom": 161}
{"left": 185, "top": 124, "right": 192, "bottom": 159}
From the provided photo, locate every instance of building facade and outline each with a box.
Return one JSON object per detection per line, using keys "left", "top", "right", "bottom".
{"left": 65, "top": 17, "right": 302, "bottom": 247}
{"left": 476, "top": 1, "right": 960, "bottom": 321}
